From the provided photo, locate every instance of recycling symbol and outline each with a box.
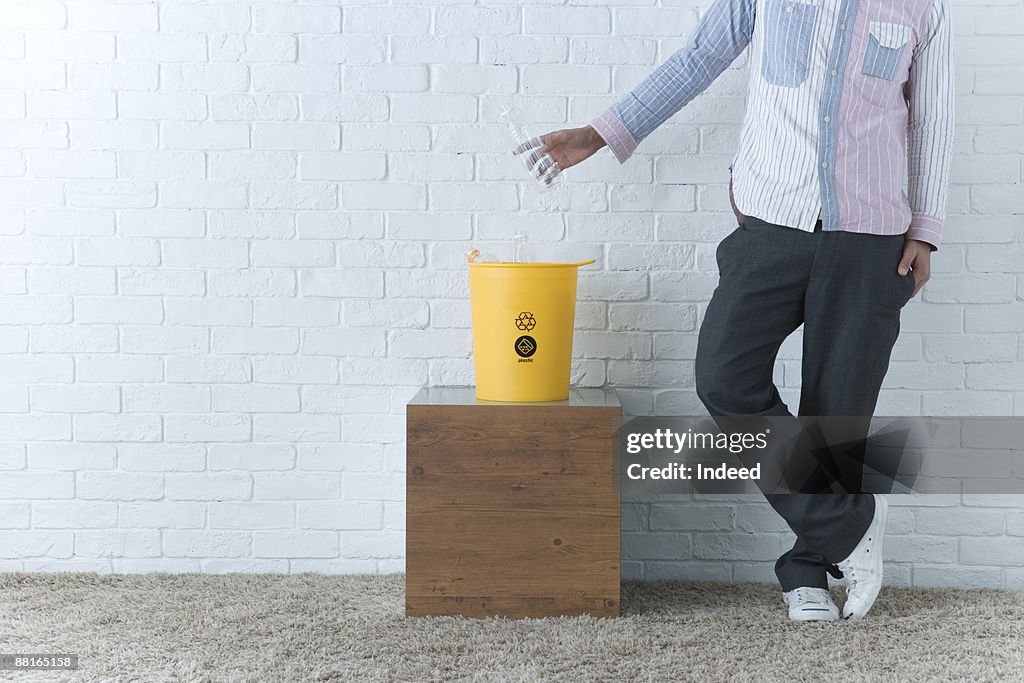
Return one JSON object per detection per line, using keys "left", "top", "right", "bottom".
{"left": 515, "top": 312, "right": 537, "bottom": 331}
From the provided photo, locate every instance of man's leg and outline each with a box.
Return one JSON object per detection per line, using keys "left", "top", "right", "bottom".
{"left": 695, "top": 218, "right": 809, "bottom": 419}
{"left": 774, "top": 227, "right": 914, "bottom": 589}
{"left": 696, "top": 215, "right": 834, "bottom": 590}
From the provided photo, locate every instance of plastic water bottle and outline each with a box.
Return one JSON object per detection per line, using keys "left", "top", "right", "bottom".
{"left": 500, "top": 105, "right": 563, "bottom": 191}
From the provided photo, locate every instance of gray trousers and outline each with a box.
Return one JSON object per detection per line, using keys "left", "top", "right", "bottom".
{"left": 694, "top": 214, "right": 916, "bottom": 591}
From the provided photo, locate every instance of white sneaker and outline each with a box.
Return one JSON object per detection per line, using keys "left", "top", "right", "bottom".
{"left": 837, "top": 493, "right": 888, "bottom": 620}
{"left": 782, "top": 587, "right": 839, "bottom": 622}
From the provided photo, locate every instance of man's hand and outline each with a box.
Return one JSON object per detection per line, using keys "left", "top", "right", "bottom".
{"left": 512, "top": 125, "right": 606, "bottom": 185}
{"left": 898, "top": 238, "right": 931, "bottom": 298}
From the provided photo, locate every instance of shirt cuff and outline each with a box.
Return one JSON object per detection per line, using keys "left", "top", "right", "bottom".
{"left": 588, "top": 109, "right": 637, "bottom": 165}
{"left": 907, "top": 215, "right": 943, "bottom": 251}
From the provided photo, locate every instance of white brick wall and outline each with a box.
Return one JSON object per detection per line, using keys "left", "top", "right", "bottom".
{"left": 0, "top": 1, "right": 1021, "bottom": 587}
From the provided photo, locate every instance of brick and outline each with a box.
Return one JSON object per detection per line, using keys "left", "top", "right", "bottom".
{"left": 300, "top": 94, "right": 387, "bottom": 122}
{"left": 342, "top": 183, "right": 425, "bottom": 211}
{"left": 32, "top": 501, "right": 115, "bottom": 529}
{"left": 120, "top": 502, "right": 205, "bottom": 529}
{"left": 123, "top": 384, "right": 211, "bottom": 413}
{"left": 253, "top": 5, "right": 339, "bottom": 34}
{"left": 614, "top": 8, "right": 696, "bottom": 36}
{"left": 253, "top": 123, "right": 339, "bottom": 151}
{"left": 526, "top": 7, "right": 610, "bottom": 34}
{"left": 253, "top": 301, "right": 337, "bottom": 327}
{"left": 164, "top": 531, "right": 251, "bottom": 558}
{"left": 209, "top": 34, "right": 296, "bottom": 63}
{"left": 119, "top": 150, "right": 206, "bottom": 180}
{"left": 31, "top": 385, "right": 118, "bottom": 413}
{"left": 211, "top": 93, "right": 298, "bottom": 122}
{"left": 0, "top": 3, "right": 65, "bottom": 29}
{"left": 251, "top": 240, "right": 333, "bottom": 268}
{"left": 212, "top": 385, "right": 300, "bottom": 413}
{"left": 435, "top": 7, "right": 518, "bottom": 36}
{"left": 0, "top": 296, "right": 71, "bottom": 324}
{"left": 432, "top": 65, "right": 518, "bottom": 94}
{"left": 522, "top": 65, "right": 610, "bottom": 94}
{"left": 300, "top": 35, "right": 385, "bottom": 64}
{"left": 70, "top": 121, "right": 156, "bottom": 150}
{"left": 208, "top": 445, "right": 294, "bottom": 471}
{"left": 119, "top": 269, "right": 205, "bottom": 296}
{"left": 163, "top": 239, "right": 248, "bottom": 268}
{"left": 253, "top": 357, "right": 337, "bottom": 384}
{"left": 26, "top": 31, "right": 114, "bottom": 60}
{"left": 388, "top": 154, "right": 474, "bottom": 183}
{"left": 165, "top": 415, "right": 251, "bottom": 443}
{"left": 68, "top": 3, "right": 155, "bottom": 31}
{"left": 26, "top": 208, "right": 113, "bottom": 237}
{"left": 571, "top": 37, "right": 657, "bottom": 65}
{"left": 252, "top": 65, "right": 339, "bottom": 93}
{"left": 428, "top": 183, "right": 516, "bottom": 211}
{"left": 208, "top": 269, "right": 295, "bottom": 298}
{"left": 344, "top": 65, "right": 423, "bottom": 92}
{"left": 393, "top": 36, "right": 477, "bottom": 64}
{"left": 162, "top": 123, "right": 249, "bottom": 151}
{"left": 27, "top": 150, "right": 114, "bottom": 179}
{"left": 622, "top": 532, "right": 692, "bottom": 560}
{"left": 160, "top": 5, "right": 250, "bottom": 32}
{"left": 254, "top": 474, "right": 341, "bottom": 501}
{"left": 210, "top": 152, "right": 296, "bottom": 181}
{"left": 75, "top": 414, "right": 161, "bottom": 442}
{"left": 0, "top": 531, "right": 73, "bottom": 559}
{"left": 70, "top": 64, "right": 157, "bottom": 91}
{"left": 210, "top": 503, "right": 295, "bottom": 530}
{"left": 0, "top": 180, "right": 63, "bottom": 208}
{"left": 117, "top": 34, "right": 206, "bottom": 62}
{"left": 389, "top": 94, "right": 476, "bottom": 123}
{"left": 250, "top": 182, "right": 337, "bottom": 210}
{"left": 119, "top": 93, "right": 206, "bottom": 121}
{"left": 300, "top": 153, "right": 385, "bottom": 181}
{"left": 481, "top": 36, "right": 567, "bottom": 65}
{"left": 165, "top": 356, "right": 251, "bottom": 383}
{"left": 118, "top": 324, "right": 200, "bottom": 363}
{"left": 297, "top": 442, "right": 383, "bottom": 472}
{"left": 960, "top": 537, "right": 1024, "bottom": 566}
{"left": 0, "top": 62, "right": 64, "bottom": 89}
{"left": 345, "top": 7, "right": 430, "bottom": 35}
{"left": 341, "top": 123, "right": 429, "bottom": 152}
{"left": 299, "top": 386, "right": 389, "bottom": 415}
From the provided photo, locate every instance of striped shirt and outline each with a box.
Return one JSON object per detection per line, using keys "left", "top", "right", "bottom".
{"left": 589, "top": 0, "right": 955, "bottom": 250}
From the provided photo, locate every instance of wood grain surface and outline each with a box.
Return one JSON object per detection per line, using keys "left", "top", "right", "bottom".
{"left": 406, "top": 401, "right": 621, "bottom": 618}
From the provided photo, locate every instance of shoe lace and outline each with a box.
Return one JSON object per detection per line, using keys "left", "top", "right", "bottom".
{"left": 841, "top": 563, "right": 859, "bottom": 589}
{"left": 793, "top": 587, "right": 829, "bottom": 605}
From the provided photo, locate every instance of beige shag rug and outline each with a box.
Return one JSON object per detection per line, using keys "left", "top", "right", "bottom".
{"left": 1, "top": 573, "right": 1022, "bottom": 682}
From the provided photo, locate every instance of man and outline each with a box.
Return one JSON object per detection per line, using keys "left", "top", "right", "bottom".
{"left": 518, "top": 0, "right": 954, "bottom": 621}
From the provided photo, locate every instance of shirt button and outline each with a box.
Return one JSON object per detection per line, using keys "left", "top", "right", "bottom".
{"left": 821, "top": 161, "right": 829, "bottom": 169}
{"left": 839, "top": 23, "right": 846, "bottom": 30}
{"left": 786, "top": 5, "right": 794, "bottom": 12}
{"left": 824, "top": 115, "right": 831, "bottom": 123}
{"left": 831, "top": 69, "right": 838, "bottom": 76}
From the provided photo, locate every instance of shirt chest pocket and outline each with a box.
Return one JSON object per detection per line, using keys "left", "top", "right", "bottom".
{"left": 761, "top": 0, "right": 819, "bottom": 87}
{"left": 862, "top": 20, "right": 913, "bottom": 80}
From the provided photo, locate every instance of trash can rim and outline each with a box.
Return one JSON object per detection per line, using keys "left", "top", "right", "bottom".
{"left": 467, "top": 259, "right": 596, "bottom": 268}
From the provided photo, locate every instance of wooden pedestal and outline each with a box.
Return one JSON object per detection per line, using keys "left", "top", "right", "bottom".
{"left": 406, "top": 386, "right": 621, "bottom": 618}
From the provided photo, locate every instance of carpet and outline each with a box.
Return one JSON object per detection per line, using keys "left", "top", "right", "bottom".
{"left": 1, "top": 573, "right": 1022, "bottom": 682}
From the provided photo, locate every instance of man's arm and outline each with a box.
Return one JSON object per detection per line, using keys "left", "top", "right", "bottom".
{"left": 905, "top": 0, "right": 955, "bottom": 251}
{"left": 589, "top": 0, "right": 756, "bottom": 164}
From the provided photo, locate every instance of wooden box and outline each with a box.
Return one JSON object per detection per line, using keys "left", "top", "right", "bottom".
{"left": 406, "top": 386, "right": 621, "bottom": 618}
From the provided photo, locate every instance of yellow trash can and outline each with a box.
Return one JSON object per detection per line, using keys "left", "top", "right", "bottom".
{"left": 467, "top": 249, "right": 596, "bottom": 402}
